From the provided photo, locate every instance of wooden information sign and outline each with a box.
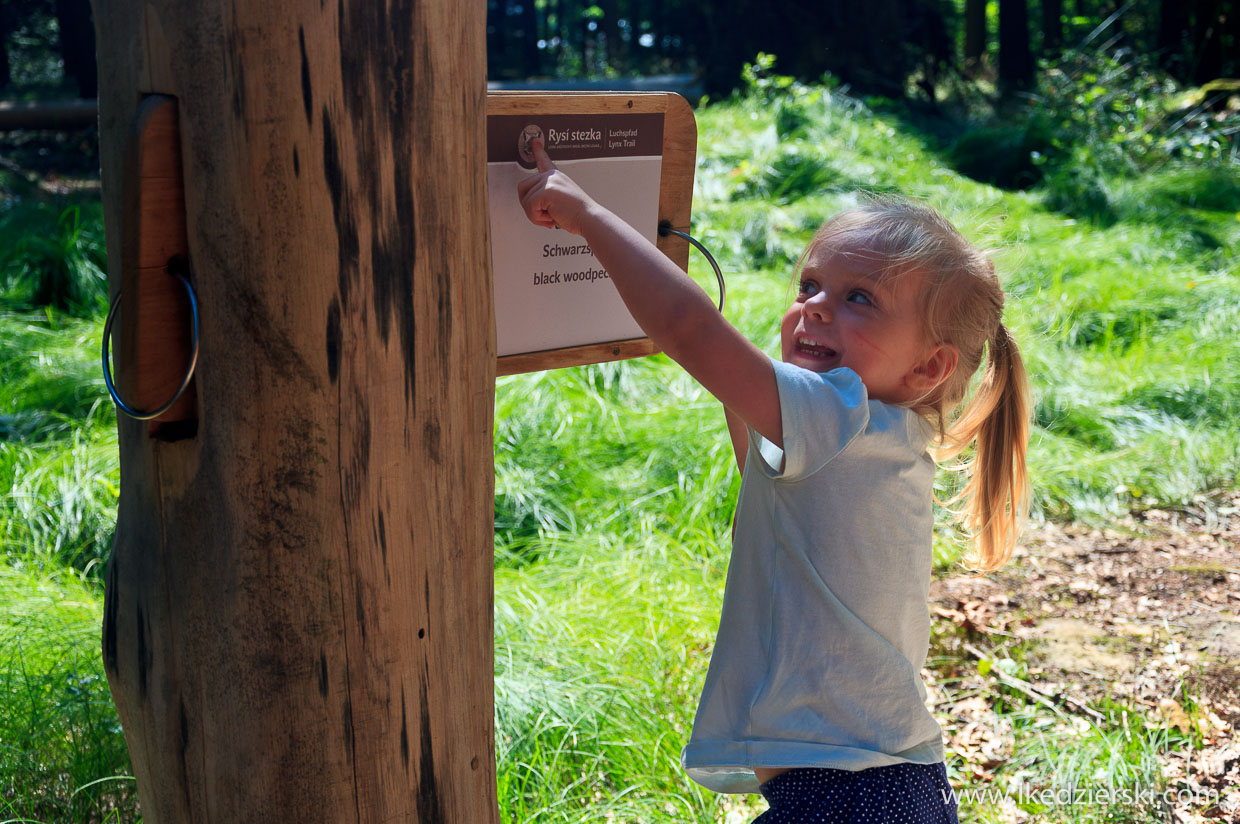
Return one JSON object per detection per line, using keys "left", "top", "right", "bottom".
{"left": 487, "top": 92, "right": 697, "bottom": 376}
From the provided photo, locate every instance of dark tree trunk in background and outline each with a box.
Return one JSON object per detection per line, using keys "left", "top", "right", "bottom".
{"left": 599, "top": 0, "right": 618, "bottom": 71}
{"left": 0, "top": 36, "right": 10, "bottom": 92}
{"left": 487, "top": 0, "right": 502, "bottom": 75}
{"left": 520, "top": 0, "right": 540, "bottom": 76}
{"left": 1106, "top": 0, "right": 1127, "bottom": 43}
{"left": 1042, "top": 0, "right": 1063, "bottom": 55}
{"left": 1158, "top": 0, "right": 1191, "bottom": 76}
{"left": 1192, "top": 0, "right": 1224, "bottom": 82}
{"left": 56, "top": 0, "right": 97, "bottom": 97}
{"left": 964, "top": 0, "right": 987, "bottom": 71}
{"left": 656, "top": 0, "right": 671, "bottom": 59}
{"left": 1225, "top": 0, "right": 1240, "bottom": 78}
{"left": 557, "top": 0, "right": 571, "bottom": 65}
{"left": 0, "top": 2, "right": 14, "bottom": 92}
{"left": 999, "top": 0, "right": 1034, "bottom": 91}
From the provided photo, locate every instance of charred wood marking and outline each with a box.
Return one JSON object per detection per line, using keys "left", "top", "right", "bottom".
{"left": 102, "top": 555, "right": 119, "bottom": 674}
{"left": 319, "top": 651, "right": 329, "bottom": 698}
{"left": 299, "top": 27, "right": 313, "bottom": 125}
{"left": 326, "top": 296, "right": 341, "bottom": 383}
{"left": 377, "top": 508, "right": 389, "bottom": 585}
{"left": 136, "top": 603, "right": 149, "bottom": 698}
{"left": 232, "top": 284, "right": 316, "bottom": 387}
{"left": 178, "top": 698, "right": 192, "bottom": 810}
{"left": 422, "top": 417, "right": 440, "bottom": 465}
{"left": 321, "top": 110, "right": 359, "bottom": 310}
{"left": 293, "top": 145, "right": 300, "bottom": 178}
{"left": 341, "top": 698, "right": 354, "bottom": 764}
{"left": 335, "top": 0, "right": 421, "bottom": 404}
{"left": 400, "top": 684, "right": 410, "bottom": 772}
{"left": 416, "top": 667, "right": 444, "bottom": 822}
{"left": 376, "top": 508, "right": 387, "bottom": 558}
{"left": 340, "top": 387, "right": 371, "bottom": 509}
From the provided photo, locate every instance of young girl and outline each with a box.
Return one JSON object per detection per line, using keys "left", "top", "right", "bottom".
{"left": 518, "top": 139, "right": 1030, "bottom": 823}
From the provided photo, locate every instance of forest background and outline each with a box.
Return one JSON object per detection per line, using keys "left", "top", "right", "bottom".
{"left": 1, "top": 0, "right": 1239, "bottom": 822}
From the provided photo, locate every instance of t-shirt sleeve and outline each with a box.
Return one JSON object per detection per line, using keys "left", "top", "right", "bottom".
{"left": 749, "top": 359, "right": 870, "bottom": 481}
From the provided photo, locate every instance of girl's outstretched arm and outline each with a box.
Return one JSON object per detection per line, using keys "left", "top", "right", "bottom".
{"left": 517, "top": 139, "right": 783, "bottom": 448}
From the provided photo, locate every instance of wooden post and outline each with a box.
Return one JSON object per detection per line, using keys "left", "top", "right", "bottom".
{"left": 93, "top": 1, "right": 498, "bottom": 821}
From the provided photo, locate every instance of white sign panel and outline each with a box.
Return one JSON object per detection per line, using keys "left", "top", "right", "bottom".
{"left": 487, "top": 113, "right": 665, "bottom": 357}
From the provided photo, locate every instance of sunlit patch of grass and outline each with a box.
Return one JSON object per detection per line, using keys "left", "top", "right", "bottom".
{"left": 0, "top": 564, "right": 136, "bottom": 824}
{"left": 0, "top": 312, "right": 111, "bottom": 436}
{"left": 494, "top": 533, "right": 748, "bottom": 822}
{"left": 0, "top": 312, "right": 118, "bottom": 575}
{"left": 1, "top": 426, "right": 120, "bottom": 575}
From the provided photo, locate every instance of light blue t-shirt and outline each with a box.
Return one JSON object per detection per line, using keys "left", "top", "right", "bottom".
{"left": 681, "top": 359, "right": 945, "bottom": 794}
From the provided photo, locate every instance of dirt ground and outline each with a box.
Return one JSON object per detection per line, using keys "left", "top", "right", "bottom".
{"left": 929, "top": 493, "right": 1240, "bottom": 823}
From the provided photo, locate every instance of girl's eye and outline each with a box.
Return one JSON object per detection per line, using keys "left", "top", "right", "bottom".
{"left": 847, "top": 289, "right": 874, "bottom": 306}
{"left": 798, "top": 280, "right": 819, "bottom": 297}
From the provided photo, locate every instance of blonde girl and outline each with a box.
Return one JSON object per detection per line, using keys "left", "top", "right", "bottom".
{"left": 518, "top": 139, "right": 1029, "bottom": 823}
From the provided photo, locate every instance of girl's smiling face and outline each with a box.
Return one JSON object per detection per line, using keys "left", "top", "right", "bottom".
{"left": 780, "top": 241, "right": 949, "bottom": 405}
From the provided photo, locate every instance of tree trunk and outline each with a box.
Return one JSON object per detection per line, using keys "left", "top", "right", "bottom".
{"left": 964, "top": 0, "right": 987, "bottom": 71}
{"left": 999, "top": 0, "right": 1034, "bottom": 91}
{"left": 1042, "top": 0, "right": 1063, "bottom": 55}
{"left": 92, "top": 1, "right": 499, "bottom": 821}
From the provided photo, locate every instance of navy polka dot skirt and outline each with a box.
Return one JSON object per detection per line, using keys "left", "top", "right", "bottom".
{"left": 754, "top": 762, "right": 959, "bottom": 824}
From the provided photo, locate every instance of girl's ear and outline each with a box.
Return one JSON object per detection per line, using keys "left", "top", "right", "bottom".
{"left": 907, "top": 343, "right": 958, "bottom": 392}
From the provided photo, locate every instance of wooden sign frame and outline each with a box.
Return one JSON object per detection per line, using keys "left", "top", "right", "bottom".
{"left": 488, "top": 91, "right": 697, "bottom": 377}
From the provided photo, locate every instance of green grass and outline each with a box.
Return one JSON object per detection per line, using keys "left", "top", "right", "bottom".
{"left": 0, "top": 564, "right": 134, "bottom": 823}
{"left": 0, "top": 200, "right": 109, "bottom": 317}
{"left": 2, "top": 77, "right": 1237, "bottom": 822}
{"left": 0, "top": 312, "right": 118, "bottom": 575}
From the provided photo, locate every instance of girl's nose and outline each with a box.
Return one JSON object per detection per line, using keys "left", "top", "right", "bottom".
{"left": 804, "top": 290, "right": 833, "bottom": 322}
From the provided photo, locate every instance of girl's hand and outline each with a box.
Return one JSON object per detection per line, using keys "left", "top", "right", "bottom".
{"left": 516, "top": 135, "right": 783, "bottom": 448}
{"left": 516, "top": 138, "right": 597, "bottom": 236}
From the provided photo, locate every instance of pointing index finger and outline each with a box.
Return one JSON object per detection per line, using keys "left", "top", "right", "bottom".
{"left": 532, "top": 136, "right": 554, "bottom": 173}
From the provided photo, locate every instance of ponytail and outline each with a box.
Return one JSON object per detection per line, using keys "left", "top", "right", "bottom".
{"left": 934, "top": 323, "right": 1031, "bottom": 572}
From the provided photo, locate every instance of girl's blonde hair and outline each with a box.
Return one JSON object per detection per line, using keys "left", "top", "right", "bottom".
{"left": 803, "top": 197, "right": 1031, "bottom": 572}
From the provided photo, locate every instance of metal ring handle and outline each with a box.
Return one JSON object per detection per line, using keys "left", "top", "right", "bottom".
{"left": 659, "top": 222, "right": 725, "bottom": 313}
{"left": 101, "top": 262, "right": 200, "bottom": 421}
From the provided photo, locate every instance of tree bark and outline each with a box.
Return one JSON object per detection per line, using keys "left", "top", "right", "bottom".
{"left": 999, "top": 0, "right": 1035, "bottom": 91}
{"left": 93, "top": 1, "right": 498, "bottom": 821}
